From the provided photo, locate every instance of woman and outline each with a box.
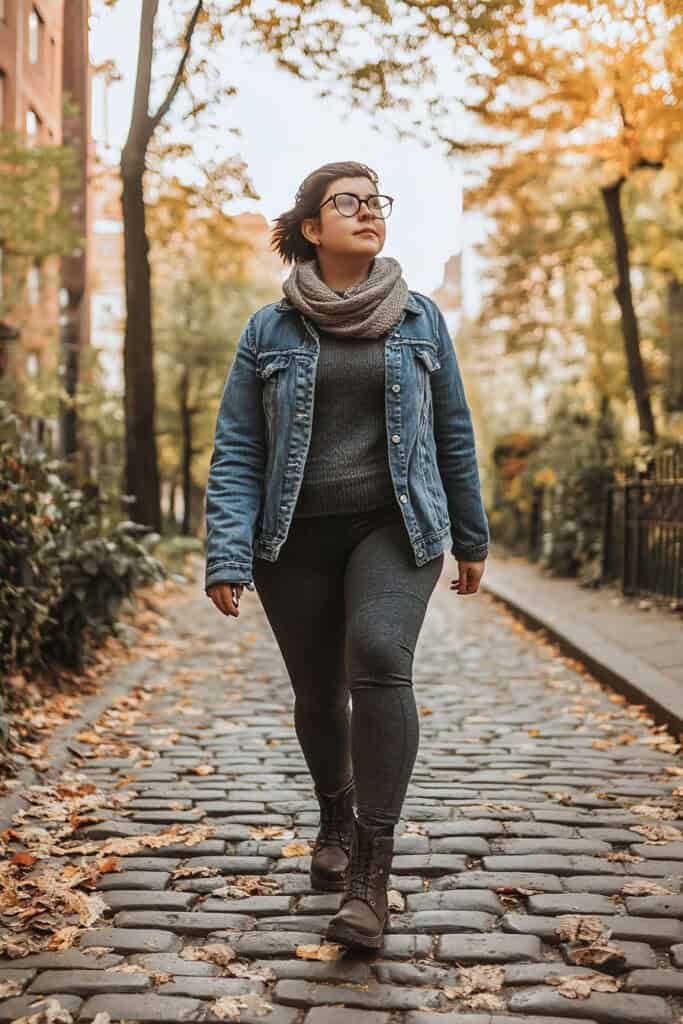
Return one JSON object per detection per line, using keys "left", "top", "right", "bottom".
{"left": 205, "top": 160, "right": 489, "bottom": 950}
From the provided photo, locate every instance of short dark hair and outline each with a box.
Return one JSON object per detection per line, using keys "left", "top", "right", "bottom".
{"left": 270, "top": 161, "right": 380, "bottom": 265}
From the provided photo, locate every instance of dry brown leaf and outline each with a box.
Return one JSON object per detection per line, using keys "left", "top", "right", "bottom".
{"left": 211, "top": 875, "right": 281, "bottom": 898}
{"left": 210, "top": 994, "right": 273, "bottom": 1021}
{"left": 629, "top": 804, "right": 677, "bottom": 820}
{"left": 621, "top": 881, "right": 674, "bottom": 897}
{"left": 463, "top": 992, "right": 506, "bottom": 1011}
{"left": 192, "top": 765, "right": 215, "bottom": 775}
{"left": 171, "top": 864, "right": 220, "bottom": 880}
{"left": 8, "top": 996, "right": 75, "bottom": 1024}
{"left": 0, "top": 979, "right": 23, "bottom": 997}
{"left": 387, "top": 889, "right": 404, "bottom": 912}
{"left": 295, "top": 942, "right": 346, "bottom": 961}
{"left": 248, "top": 826, "right": 287, "bottom": 840}
{"left": 47, "top": 926, "right": 80, "bottom": 950}
{"left": 629, "top": 824, "right": 682, "bottom": 843}
{"left": 556, "top": 915, "right": 607, "bottom": 943}
{"left": 546, "top": 972, "right": 622, "bottom": 998}
{"left": 566, "top": 940, "right": 626, "bottom": 966}
{"left": 445, "top": 964, "right": 505, "bottom": 998}
{"left": 181, "top": 943, "right": 236, "bottom": 967}
{"left": 105, "top": 964, "right": 148, "bottom": 974}
{"left": 607, "top": 851, "right": 643, "bottom": 863}
{"left": 209, "top": 997, "right": 242, "bottom": 1021}
{"left": 281, "top": 841, "right": 311, "bottom": 857}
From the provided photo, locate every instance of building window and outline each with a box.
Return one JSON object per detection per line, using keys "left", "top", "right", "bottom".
{"left": 26, "top": 108, "right": 40, "bottom": 142}
{"left": 26, "top": 352, "right": 40, "bottom": 378}
{"left": 28, "top": 8, "right": 43, "bottom": 64}
{"left": 27, "top": 261, "right": 41, "bottom": 306}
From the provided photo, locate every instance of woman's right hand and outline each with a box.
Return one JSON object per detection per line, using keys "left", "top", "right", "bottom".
{"left": 207, "top": 583, "right": 244, "bottom": 617}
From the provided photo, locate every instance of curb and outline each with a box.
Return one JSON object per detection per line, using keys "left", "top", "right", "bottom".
{"left": 480, "top": 575, "right": 683, "bottom": 741}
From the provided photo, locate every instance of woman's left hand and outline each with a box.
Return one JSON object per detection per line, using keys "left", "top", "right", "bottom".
{"left": 450, "top": 560, "right": 485, "bottom": 595}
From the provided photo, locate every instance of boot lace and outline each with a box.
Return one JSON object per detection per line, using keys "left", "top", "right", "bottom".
{"left": 313, "top": 788, "right": 353, "bottom": 853}
{"left": 346, "top": 832, "right": 379, "bottom": 902}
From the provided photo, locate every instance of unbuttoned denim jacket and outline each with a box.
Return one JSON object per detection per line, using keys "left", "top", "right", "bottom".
{"left": 205, "top": 289, "right": 489, "bottom": 592}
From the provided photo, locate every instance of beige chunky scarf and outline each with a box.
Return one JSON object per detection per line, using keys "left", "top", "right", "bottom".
{"left": 281, "top": 256, "right": 410, "bottom": 338}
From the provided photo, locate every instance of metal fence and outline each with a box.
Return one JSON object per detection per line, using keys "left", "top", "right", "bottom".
{"left": 602, "top": 447, "right": 683, "bottom": 600}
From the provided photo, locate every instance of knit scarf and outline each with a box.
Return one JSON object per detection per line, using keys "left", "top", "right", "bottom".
{"left": 281, "top": 256, "right": 410, "bottom": 339}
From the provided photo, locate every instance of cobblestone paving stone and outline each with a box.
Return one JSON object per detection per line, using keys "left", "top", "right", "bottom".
{"left": 1, "top": 573, "right": 682, "bottom": 1023}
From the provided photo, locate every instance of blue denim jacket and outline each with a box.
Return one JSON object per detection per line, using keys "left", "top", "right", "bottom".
{"left": 205, "top": 290, "right": 489, "bottom": 592}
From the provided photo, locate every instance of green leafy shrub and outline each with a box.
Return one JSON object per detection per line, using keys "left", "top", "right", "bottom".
{"left": 489, "top": 393, "right": 626, "bottom": 578}
{"left": 0, "top": 402, "right": 166, "bottom": 676}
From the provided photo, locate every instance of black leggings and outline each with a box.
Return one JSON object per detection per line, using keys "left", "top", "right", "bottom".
{"left": 252, "top": 501, "right": 444, "bottom": 829}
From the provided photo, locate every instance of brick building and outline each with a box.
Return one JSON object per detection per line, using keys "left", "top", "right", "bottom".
{"left": 0, "top": 0, "right": 90, "bottom": 453}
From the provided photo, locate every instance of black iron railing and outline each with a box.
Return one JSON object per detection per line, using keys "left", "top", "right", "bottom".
{"left": 602, "top": 447, "right": 683, "bottom": 600}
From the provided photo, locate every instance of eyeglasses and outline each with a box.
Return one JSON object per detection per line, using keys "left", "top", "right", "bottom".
{"left": 317, "top": 192, "right": 394, "bottom": 219}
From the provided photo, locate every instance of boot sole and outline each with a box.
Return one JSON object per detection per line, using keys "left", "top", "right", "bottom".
{"left": 310, "top": 868, "right": 347, "bottom": 892}
{"left": 325, "top": 918, "right": 384, "bottom": 949}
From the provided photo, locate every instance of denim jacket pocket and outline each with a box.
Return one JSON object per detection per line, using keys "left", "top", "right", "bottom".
{"left": 413, "top": 343, "right": 441, "bottom": 373}
{"left": 255, "top": 351, "right": 293, "bottom": 380}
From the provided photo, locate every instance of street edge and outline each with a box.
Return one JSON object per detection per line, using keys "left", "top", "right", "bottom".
{"left": 480, "top": 577, "right": 683, "bottom": 742}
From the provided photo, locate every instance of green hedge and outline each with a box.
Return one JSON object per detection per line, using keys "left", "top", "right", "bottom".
{"left": 0, "top": 402, "right": 166, "bottom": 676}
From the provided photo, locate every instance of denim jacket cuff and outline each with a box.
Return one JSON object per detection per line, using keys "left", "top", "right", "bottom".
{"left": 452, "top": 542, "right": 488, "bottom": 562}
{"left": 205, "top": 560, "right": 255, "bottom": 592}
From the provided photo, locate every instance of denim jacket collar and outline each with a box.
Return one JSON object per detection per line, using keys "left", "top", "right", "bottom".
{"left": 274, "top": 292, "right": 423, "bottom": 316}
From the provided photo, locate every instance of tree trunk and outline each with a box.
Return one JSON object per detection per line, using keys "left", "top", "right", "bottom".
{"left": 180, "top": 367, "right": 192, "bottom": 536}
{"left": 59, "top": 0, "right": 90, "bottom": 471}
{"left": 601, "top": 178, "right": 657, "bottom": 443}
{"left": 119, "top": 0, "right": 161, "bottom": 532}
{"left": 120, "top": 154, "right": 161, "bottom": 531}
{"left": 665, "top": 277, "right": 683, "bottom": 414}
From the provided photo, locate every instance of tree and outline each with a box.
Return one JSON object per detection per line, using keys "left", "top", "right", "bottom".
{"left": 0, "top": 131, "right": 78, "bottom": 412}
{"left": 147, "top": 170, "right": 279, "bottom": 534}
{"left": 433, "top": 0, "right": 683, "bottom": 443}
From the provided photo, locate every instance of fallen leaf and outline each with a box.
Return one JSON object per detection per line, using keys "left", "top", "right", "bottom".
{"left": 556, "top": 915, "right": 607, "bottom": 943}
{"left": 8, "top": 996, "right": 74, "bottom": 1024}
{"left": 607, "top": 851, "right": 643, "bottom": 863}
{"left": 629, "top": 824, "right": 682, "bottom": 843}
{"left": 295, "top": 942, "right": 346, "bottom": 961}
{"left": 181, "top": 943, "right": 236, "bottom": 967}
{"left": 209, "top": 997, "right": 241, "bottom": 1021}
{"left": 546, "top": 972, "right": 622, "bottom": 998}
{"left": 281, "top": 841, "right": 311, "bottom": 857}
{"left": 463, "top": 992, "right": 506, "bottom": 1011}
{"left": 566, "top": 940, "right": 626, "bottom": 966}
{"left": 445, "top": 964, "right": 505, "bottom": 998}
{"left": 0, "top": 979, "right": 23, "bottom": 997}
{"left": 621, "top": 881, "right": 674, "bottom": 896}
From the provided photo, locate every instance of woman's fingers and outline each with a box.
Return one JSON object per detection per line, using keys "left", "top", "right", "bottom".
{"left": 208, "top": 584, "right": 241, "bottom": 617}
{"left": 449, "top": 561, "right": 484, "bottom": 595}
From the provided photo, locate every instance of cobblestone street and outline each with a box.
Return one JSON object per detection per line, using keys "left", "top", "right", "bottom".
{"left": 1, "top": 565, "right": 682, "bottom": 1024}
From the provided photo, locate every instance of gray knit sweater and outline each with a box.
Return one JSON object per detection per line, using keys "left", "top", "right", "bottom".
{"left": 293, "top": 330, "right": 395, "bottom": 517}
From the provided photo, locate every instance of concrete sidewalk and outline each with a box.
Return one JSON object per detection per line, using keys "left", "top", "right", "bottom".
{"left": 481, "top": 545, "right": 683, "bottom": 738}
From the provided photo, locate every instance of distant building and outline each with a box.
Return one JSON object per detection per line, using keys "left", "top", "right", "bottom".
{"left": 0, "top": 0, "right": 64, "bottom": 432}
{"left": 0, "top": 0, "right": 92, "bottom": 453}
{"left": 89, "top": 185, "right": 284, "bottom": 394}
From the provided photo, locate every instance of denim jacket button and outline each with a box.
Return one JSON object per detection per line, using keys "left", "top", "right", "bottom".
{"left": 399, "top": 494, "right": 408, "bottom": 504}
{"left": 391, "top": 384, "right": 400, "bottom": 393}
{"left": 391, "top": 434, "right": 400, "bottom": 443}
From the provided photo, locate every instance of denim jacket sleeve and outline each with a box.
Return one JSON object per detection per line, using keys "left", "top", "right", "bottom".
{"left": 430, "top": 300, "right": 490, "bottom": 562}
{"left": 204, "top": 316, "right": 265, "bottom": 592}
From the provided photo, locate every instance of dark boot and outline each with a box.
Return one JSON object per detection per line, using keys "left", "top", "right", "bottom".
{"left": 309, "top": 778, "right": 355, "bottom": 891}
{"left": 325, "top": 816, "right": 395, "bottom": 949}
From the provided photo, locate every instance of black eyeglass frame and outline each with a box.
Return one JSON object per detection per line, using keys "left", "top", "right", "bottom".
{"left": 316, "top": 192, "right": 394, "bottom": 218}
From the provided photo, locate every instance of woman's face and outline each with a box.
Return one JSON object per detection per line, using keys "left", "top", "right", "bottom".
{"left": 301, "top": 176, "right": 387, "bottom": 259}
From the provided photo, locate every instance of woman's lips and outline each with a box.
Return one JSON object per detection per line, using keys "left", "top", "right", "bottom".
{"left": 355, "top": 229, "right": 377, "bottom": 237}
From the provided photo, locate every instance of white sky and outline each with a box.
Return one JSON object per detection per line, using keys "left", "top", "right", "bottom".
{"left": 89, "top": 0, "right": 487, "bottom": 311}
